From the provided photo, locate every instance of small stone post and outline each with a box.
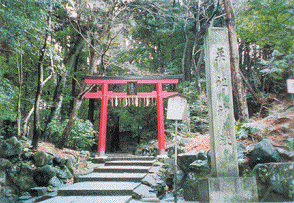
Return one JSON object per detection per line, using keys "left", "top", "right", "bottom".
{"left": 192, "top": 27, "right": 258, "bottom": 202}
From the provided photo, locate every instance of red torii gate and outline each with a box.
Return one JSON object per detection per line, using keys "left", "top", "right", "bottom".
{"left": 83, "top": 75, "right": 182, "bottom": 157}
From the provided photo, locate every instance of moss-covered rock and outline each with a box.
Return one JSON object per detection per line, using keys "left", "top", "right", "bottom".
{"left": 0, "top": 158, "right": 12, "bottom": 170}
{"left": 0, "top": 137, "right": 23, "bottom": 158}
{"left": 66, "top": 155, "right": 77, "bottom": 175}
{"left": 253, "top": 162, "right": 294, "bottom": 202}
{"left": 33, "top": 151, "right": 50, "bottom": 167}
{"left": 33, "top": 165, "right": 58, "bottom": 186}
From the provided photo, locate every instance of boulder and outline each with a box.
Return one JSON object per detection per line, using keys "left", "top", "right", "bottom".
{"left": 48, "top": 176, "right": 63, "bottom": 188}
{"left": 175, "top": 166, "right": 185, "bottom": 185}
{"left": 132, "top": 184, "right": 156, "bottom": 200}
{"left": 142, "top": 174, "right": 157, "bottom": 187}
{"left": 30, "top": 187, "right": 48, "bottom": 197}
{"left": 253, "top": 162, "right": 294, "bottom": 202}
{"left": 237, "top": 142, "right": 246, "bottom": 160}
{"left": 0, "top": 186, "right": 18, "bottom": 203}
{"left": 196, "top": 150, "right": 207, "bottom": 161}
{"left": 15, "top": 173, "right": 37, "bottom": 192}
{"left": 52, "top": 156, "right": 62, "bottom": 166}
{"left": 14, "top": 163, "right": 37, "bottom": 192}
{"left": 66, "top": 155, "right": 77, "bottom": 174}
{"left": 238, "top": 159, "right": 250, "bottom": 176}
{"left": 33, "top": 165, "right": 58, "bottom": 186}
{"left": 247, "top": 139, "right": 281, "bottom": 168}
{"left": 162, "top": 192, "right": 175, "bottom": 202}
{"left": 57, "top": 165, "right": 73, "bottom": 181}
{"left": 80, "top": 150, "right": 90, "bottom": 158}
{"left": 56, "top": 167, "right": 68, "bottom": 181}
{"left": 0, "top": 137, "right": 23, "bottom": 158}
{"left": 276, "top": 147, "right": 294, "bottom": 161}
{"left": 0, "top": 170, "right": 6, "bottom": 185}
{"left": 6, "top": 163, "right": 37, "bottom": 192}
{"left": 236, "top": 142, "right": 250, "bottom": 176}
{"left": 142, "top": 173, "right": 165, "bottom": 196}
{"left": 21, "top": 151, "right": 33, "bottom": 161}
{"left": 177, "top": 151, "right": 198, "bottom": 172}
{"left": 18, "top": 192, "right": 32, "bottom": 201}
{"left": 60, "top": 158, "right": 68, "bottom": 167}
{"left": 33, "top": 151, "right": 51, "bottom": 167}
{"left": 189, "top": 160, "right": 210, "bottom": 173}
{"left": 0, "top": 158, "right": 12, "bottom": 170}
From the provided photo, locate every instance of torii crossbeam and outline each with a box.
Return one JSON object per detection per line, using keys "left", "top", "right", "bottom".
{"left": 83, "top": 75, "right": 182, "bottom": 157}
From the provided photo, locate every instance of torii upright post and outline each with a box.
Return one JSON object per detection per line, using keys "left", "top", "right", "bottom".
{"left": 156, "top": 82, "right": 166, "bottom": 157}
{"left": 83, "top": 75, "right": 182, "bottom": 158}
{"left": 98, "top": 83, "right": 108, "bottom": 157}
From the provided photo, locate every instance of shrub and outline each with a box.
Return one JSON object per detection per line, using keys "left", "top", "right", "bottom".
{"left": 46, "top": 119, "right": 95, "bottom": 150}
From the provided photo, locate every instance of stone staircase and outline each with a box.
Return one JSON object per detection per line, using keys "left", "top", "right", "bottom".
{"left": 40, "top": 154, "right": 155, "bottom": 203}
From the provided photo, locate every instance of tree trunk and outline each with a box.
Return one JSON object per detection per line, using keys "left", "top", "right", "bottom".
{"left": 44, "top": 75, "right": 62, "bottom": 128}
{"left": 88, "top": 83, "right": 97, "bottom": 124}
{"left": 22, "top": 106, "right": 34, "bottom": 137}
{"left": 53, "top": 76, "right": 67, "bottom": 121}
{"left": 17, "top": 49, "right": 23, "bottom": 137}
{"left": 88, "top": 39, "right": 98, "bottom": 124}
{"left": 32, "top": 29, "right": 49, "bottom": 149}
{"left": 70, "top": 53, "right": 80, "bottom": 111}
{"left": 58, "top": 98, "right": 83, "bottom": 148}
{"left": 182, "top": 21, "right": 193, "bottom": 81}
{"left": 223, "top": 0, "right": 249, "bottom": 121}
{"left": 42, "top": 75, "right": 65, "bottom": 138}
{"left": 57, "top": 33, "right": 86, "bottom": 148}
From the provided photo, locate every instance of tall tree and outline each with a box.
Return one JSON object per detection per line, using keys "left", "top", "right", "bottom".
{"left": 58, "top": 0, "right": 131, "bottom": 148}
{"left": 235, "top": 0, "right": 294, "bottom": 116}
{"left": 32, "top": 20, "right": 53, "bottom": 149}
{"left": 236, "top": 0, "right": 294, "bottom": 54}
{"left": 224, "top": 0, "right": 249, "bottom": 121}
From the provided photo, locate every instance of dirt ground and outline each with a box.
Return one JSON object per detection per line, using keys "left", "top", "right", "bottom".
{"left": 186, "top": 98, "right": 294, "bottom": 153}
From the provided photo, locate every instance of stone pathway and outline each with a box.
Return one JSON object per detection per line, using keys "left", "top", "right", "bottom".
{"left": 40, "top": 154, "right": 155, "bottom": 203}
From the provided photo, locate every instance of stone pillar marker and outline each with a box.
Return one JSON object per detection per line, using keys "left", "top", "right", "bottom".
{"left": 191, "top": 27, "right": 259, "bottom": 202}
{"left": 205, "top": 27, "right": 239, "bottom": 178}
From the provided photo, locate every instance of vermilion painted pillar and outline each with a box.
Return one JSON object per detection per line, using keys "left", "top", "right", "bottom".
{"left": 98, "top": 83, "right": 108, "bottom": 157}
{"left": 156, "top": 82, "right": 166, "bottom": 156}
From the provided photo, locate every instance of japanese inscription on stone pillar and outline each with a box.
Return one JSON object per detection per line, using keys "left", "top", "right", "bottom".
{"left": 205, "top": 27, "right": 239, "bottom": 177}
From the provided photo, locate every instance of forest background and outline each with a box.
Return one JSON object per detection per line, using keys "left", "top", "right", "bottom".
{"left": 0, "top": 0, "right": 293, "bottom": 151}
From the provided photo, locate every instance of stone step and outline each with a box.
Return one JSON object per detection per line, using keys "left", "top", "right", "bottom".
{"left": 40, "top": 195, "right": 132, "bottom": 203}
{"left": 93, "top": 166, "right": 150, "bottom": 173}
{"left": 108, "top": 156, "right": 155, "bottom": 161}
{"left": 91, "top": 156, "right": 155, "bottom": 163}
{"left": 105, "top": 160, "right": 154, "bottom": 167}
{"left": 58, "top": 181, "right": 140, "bottom": 196}
{"left": 76, "top": 172, "right": 147, "bottom": 182}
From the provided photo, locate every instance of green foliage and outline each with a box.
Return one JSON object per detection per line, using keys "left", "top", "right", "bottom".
{"left": 0, "top": 0, "right": 61, "bottom": 53}
{"left": 254, "top": 52, "right": 294, "bottom": 95}
{"left": 47, "top": 119, "right": 96, "bottom": 149}
{"left": 237, "top": 122, "right": 260, "bottom": 139}
{"left": 237, "top": 0, "right": 294, "bottom": 116}
{"left": 236, "top": 0, "right": 294, "bottom": 54}
{"left": 178, "top": 81, "right": 209, "bottom": 134}
{"left": 116, "top": 1, "right": 191, "bottom": 74}
{"left": 0, "top": 136, "right": 4, "bottom": 144}
{"left": 0, "top": 72, "right": 18, "bottom": 121}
